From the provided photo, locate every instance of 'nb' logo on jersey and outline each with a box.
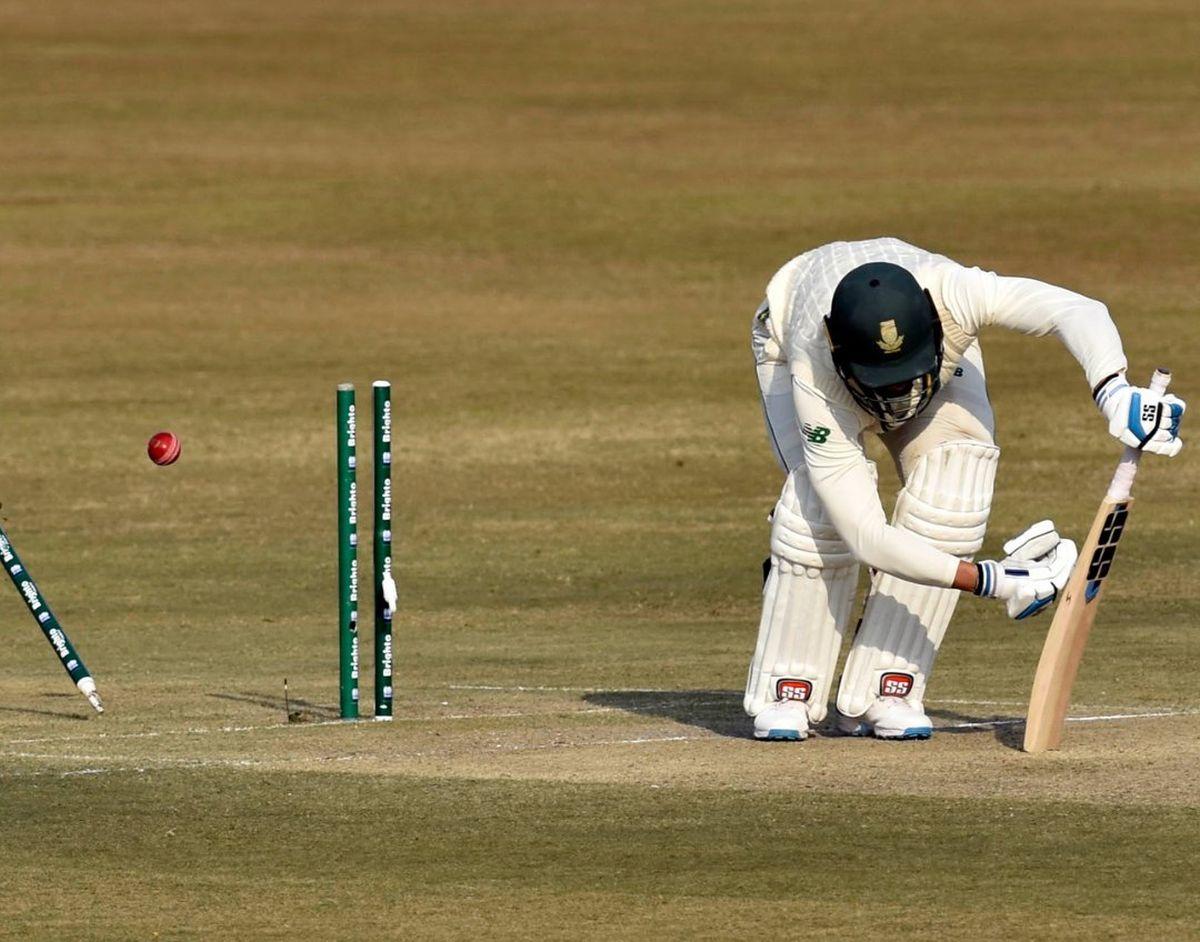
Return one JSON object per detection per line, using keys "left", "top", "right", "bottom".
{"left": 802, "top": 424, "right": 831, "bottom": 444}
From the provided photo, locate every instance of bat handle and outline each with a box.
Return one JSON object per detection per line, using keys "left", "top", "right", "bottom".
{"left": 1107, "top": 367, "right": 1172, "bottom": 500}
{"left": 1149, "top": 367, "right": 1171, "bottom": 395}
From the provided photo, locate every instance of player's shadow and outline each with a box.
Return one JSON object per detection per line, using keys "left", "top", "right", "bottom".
{"left": 583, "top": 695, "right": 1028, "bottom": 747}
{"left": 927, "top": 707, "right": 1026, "bottom": 749}
{"left": 583, "top": 689, "right": 748, "bottom": 738}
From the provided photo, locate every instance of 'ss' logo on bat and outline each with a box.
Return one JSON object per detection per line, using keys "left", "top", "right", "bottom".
{"left": 1083, "top": 504, "right": 1128, "bottom": 602}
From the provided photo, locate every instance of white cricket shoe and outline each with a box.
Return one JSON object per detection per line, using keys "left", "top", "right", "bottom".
{"left": 753, "top": 700, "right": 810, "bottom": 741}
{"left": 837, "top": 697, "right": 932, "bottom": 740}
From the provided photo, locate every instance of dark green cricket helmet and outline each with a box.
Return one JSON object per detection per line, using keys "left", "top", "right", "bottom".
{"left": 824, "top": 262, "right": 944, "bottom": 429}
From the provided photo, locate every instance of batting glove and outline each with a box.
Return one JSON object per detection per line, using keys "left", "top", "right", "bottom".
{"left": 1095, "top": 373, "right": 1186, "bottom": 457}
{"left": 974, "top": 522, "right": 1078, "bottom": 620}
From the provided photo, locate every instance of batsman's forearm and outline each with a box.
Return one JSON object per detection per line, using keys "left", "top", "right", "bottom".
{"left": 837, "top": 513, "right": 963, "bottom": 588}
{"left": 802, "top": 442, "right": 964, "bottom": 589}
{"left": 952, "top": 560, "right": 980, "bottom": 593}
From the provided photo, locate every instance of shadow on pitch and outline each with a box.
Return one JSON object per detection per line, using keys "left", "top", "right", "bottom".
{"left": 208, "top": 691, "right": 341, "bottom": 720}
{"left": 583, "top": 689, "right": 748, "bottom": 738}
{"left": 0, "top": 703, "right": 92, "bottom": 721}
{"left": 928, "top": 707, "right": 1026, "bottom": 749}
{"left": 582, "top": 696, "right": 1029, "bottom": 746}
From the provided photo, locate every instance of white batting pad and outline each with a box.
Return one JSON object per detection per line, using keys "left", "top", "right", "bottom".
{"left": 745, "top": 464, "right": 868, "bottom": 723}
{"left": 836, "top": 440, "right": 998, "bottom": 717}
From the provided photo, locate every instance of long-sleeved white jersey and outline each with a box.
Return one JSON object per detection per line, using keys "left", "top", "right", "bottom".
{"left": 756, "top": 237, "right": 1127, "bottom": 588}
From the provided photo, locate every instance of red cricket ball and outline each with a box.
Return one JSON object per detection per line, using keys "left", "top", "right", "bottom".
{"left": 147, "top": 431, "right": 182, "bottom": 466}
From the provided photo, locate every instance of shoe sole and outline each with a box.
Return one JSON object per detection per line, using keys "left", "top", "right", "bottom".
{"left": 754, "top": 728, "right": 807, "bottom": 741}
{"left": 837, "top": 724, "right": 932, "bottom": 740}
{"left": 874, "top": 727, "right": 933, "bottom": 740}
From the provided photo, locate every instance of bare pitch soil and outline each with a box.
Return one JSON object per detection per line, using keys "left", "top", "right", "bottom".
{"left": 2, "top": 0, "right": 1198, "bottom": 938}
{"left": 4, "top": 683, "right": 1200, "bottom": 804}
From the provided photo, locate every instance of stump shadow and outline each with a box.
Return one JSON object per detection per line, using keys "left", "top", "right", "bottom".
{"left": 208, "top": 690, "right": 340, "bottom": 720}
{"left": 0, "top": 704, "right": 92, "bottom": 721}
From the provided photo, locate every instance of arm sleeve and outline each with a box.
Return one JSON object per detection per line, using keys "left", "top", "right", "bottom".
{"left": 792, "top": 380, "right": 961, "bottom": 588}
{"left": 941, "top": 265, "right": 1127, "bottom": 388}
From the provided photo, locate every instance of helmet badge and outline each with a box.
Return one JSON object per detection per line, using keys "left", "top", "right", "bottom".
{"left": 876, "top": 318, "right": 904, "bottom": 354}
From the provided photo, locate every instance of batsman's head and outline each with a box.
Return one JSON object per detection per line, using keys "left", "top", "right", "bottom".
{"left": 824, "top": 262, "right": 944, "bottom": 429}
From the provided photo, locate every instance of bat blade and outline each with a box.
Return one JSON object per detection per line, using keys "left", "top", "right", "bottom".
{"left": 1022, "top": 496, "right": 1133, "bottom": 752}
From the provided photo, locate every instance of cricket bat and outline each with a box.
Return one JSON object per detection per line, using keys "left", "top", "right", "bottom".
{"left": 1022, "top": 367, "right": 1171, "bottom": 753}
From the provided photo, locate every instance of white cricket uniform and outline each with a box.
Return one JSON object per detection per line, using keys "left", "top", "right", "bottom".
{"left": 752, "top": 237, "right": 1127, "bottom": 589}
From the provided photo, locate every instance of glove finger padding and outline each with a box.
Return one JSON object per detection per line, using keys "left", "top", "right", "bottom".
{"left": 1001, "top": 519, "right": 1060, "bottom": 562}
{"left": 1008, "top": 537, "right": 1077, "bottom": 619}
{"left": 975, "top": 531, "right": 1078, "bottom": 620}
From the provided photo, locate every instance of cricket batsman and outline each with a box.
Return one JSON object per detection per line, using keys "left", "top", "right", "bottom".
{"left": 748, "top": 237, "right": 1185, "bottom": 741}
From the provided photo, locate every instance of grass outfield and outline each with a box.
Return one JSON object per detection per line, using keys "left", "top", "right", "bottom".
{"left": 1, "top": 0, "right": 1197, "bottom": 938}
{"left": 4, "top": 772, "right": 1198, "bottom": 939}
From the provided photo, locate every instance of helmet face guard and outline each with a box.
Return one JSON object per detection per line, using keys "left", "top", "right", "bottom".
{"left": 824, "top": 263, "right": 945, "bottom": 430}
{"left": 838, "top": 370, "right": 941, "bottom": 430}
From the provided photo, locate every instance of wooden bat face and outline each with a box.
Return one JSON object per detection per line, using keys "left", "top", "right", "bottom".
{"left": 1023, "top": 496, "right": 1135, "bottom": 753}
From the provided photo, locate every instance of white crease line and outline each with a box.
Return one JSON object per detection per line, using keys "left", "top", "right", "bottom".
{"left": 2, "top": 710, "right": 614, "bottom": 747}
{"left": 6, "top": 709, "right": 1199, "bottom": 779}
{"left": 446, "top": 684, "right": 731, "bottom": 694}
{"left": 5, "top": 700, "right": 1196, "bottom": 754}
{"left": 4, "top": 718, "right": 346, "bottom": 747}
{"left": 503, "top": 734, "right": 700, "bottom": 752}
{"left": 937, "top": 708, "right": 1199, "bottom": 731}
{"left": 3, "top": 751, "right": 263, "bottom": 765}
{"left": 2, "top": 700, "right": 740, "bottom": 749}
{"left": 1066, "top": 709, "right": 1199, "bottom": 723}
{"left": 926, "top": 698, "right": 1194, "bottom": 711}
{"left": 0, "top": 752, "right": 265, "bottom": 776}
{"left": 0, "top": 735, "right": 702, "bottom": 779}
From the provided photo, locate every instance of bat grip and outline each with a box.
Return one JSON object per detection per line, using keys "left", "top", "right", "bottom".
{"left": 1107, "top": 368, "right": 1171, "bottom": 500}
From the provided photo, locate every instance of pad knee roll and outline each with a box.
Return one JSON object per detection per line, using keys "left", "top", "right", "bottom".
{"left": 769, "top": 466, "right": 859, "bottom": 569}
{"left": 892, "top": 439, "right": 998, "bottom": 556}
{"left": 836, "top": 441, "right": 998, "bottom": 718}
{"left": 746, "top": 465, "right": 872, "bottom": 722}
